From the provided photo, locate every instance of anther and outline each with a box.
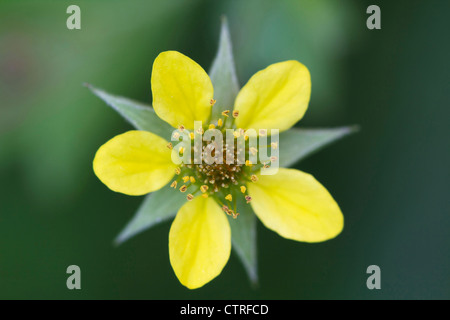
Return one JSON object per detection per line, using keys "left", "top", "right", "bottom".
{"left": 225, "top": 194, "right": 232, "bottom": 201}
{"left": 179, "top": 146, "right": 185, "bottom": 155}
{"left": 179, "top": 185, "right": 187, "bottom": 192}
{"left": 218, "top": 119, "right": 223, "bottom": 127}
{"left": 167, "top": 143, "right": 173, "bottom": 150}
{"left": 210, "top": 99, "right": 216, "bottom": 106}
{"left": 222, "top": 205, "right": 229, "bottom": 212}
{"left": 178, "top": 125, "right": 185, "bottom": 131}
{"left": 200, "top": 185, "right": 209, "bottom": 193}
{"left": 232, "top": 110, "right": 239, "bottom": 118}
{"left": 189, "top": 176, "right": 196, "bottom": 183}
{"left": 201, "top": 193, "right": 209, "bottom": 198}
{"left": 182, "top": 176, "right": 190, "bottom": 183}
{"left": 189, "top": 132, "right": 195, "bottom": 140}
{"left": 240, "top": 186, "right": 246, "bottom": 193}
{"left": 187, "top": 194, "right": 194, "bottom": 201}
{"left": 270, "top": 156, "right": 278, "bottom": 163}
{"left": 175, "top": 167, "right": 181, "bottom": 175}
{"left": 245, "top": 160, "right": 252, "bottom": 167}
{"left": 221, "top": 110, "right": 230, "bottom": 117}
{"left": 170, "top": 181, "right": 177, "bottom": 188}
{"left": 245, "top": 195, "right": 252, "bottom": 203}
{"left": 250, "top": 174, "right": 258, "bottom": 182}
{"left": 209, "top": 124, "right": 216, "bottom": 130}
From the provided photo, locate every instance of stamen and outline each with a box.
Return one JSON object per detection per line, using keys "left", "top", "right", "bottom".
{"left": 175, "top": 167, "right": 181, "bottom": 175}
{"left": 232, "top": 110, "right": 239, "bottom": 118}
{"left": 250, "top": 174, "right": 258, "bottom": 182}
{"left": 187, "top": 194, "right": 194, "bottom": 201}
{"left": 201, "top": 193, "right": 209, "bottom": 198}
{"left": 178, "top": 125, "right": 185, "bottom": 131}
{"left": 210, "top": 99, "right": 216, "bottom": 106}
{"left": 221, "top": 110, "right": 230, "bottom": 117}
{"left": 200, "top": 185, "right": 209, "bottom": 193}
{"left": 167, "top": 142, "right": 173, "bottom": 150}
{"left": 222, "top": 205, "right": 229, "bottom": 212}
{"left": 245, "top": 160, "right": 252, "bottom": 167}
{"left": 225, "top": 194, "right": 232, "bottom": 201}
{"left": 233, "top": 130, "right": 240, "bottom": 138}
{"left": 170, "top": 181, "right": 178, "bottom": 188}
{"left": 240, "top": 186, "right": 246, "bottom": 193}
{"left": 189, "top": 132, "right": 195, "bottom": 140}
{"left": 245, "top": 195, "right": 252, "bottom": 203}
{"left": 218, "top": 118, "right": 223, "bottom": 127}
{"left": 232, "top": 212, "right": 239, "bottom": 219}
{"left": 179, "top": 185, "right": 187, "bottom": 193}
{"left": 179, "top": 146, "right": 185, "bottom": 155}
{"left": 189, "top": 176, "right": 196, "bottom": 183}
{"left": 209, "top": 124, "right": 216, "bottom": 130}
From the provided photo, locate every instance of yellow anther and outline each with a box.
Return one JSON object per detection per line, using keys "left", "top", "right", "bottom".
{"left": 187, "top": 194, "right": 194, "bottom": 201}
{"left": 233, "top": 130, "right": 240, "bottom": 138}
{"left": 179, "top": 146, "right": 185, "bottom": 155}
{"left": 201, "top": 193, "right": 209, "bottom": 198}
{"left": 218, "top": 118, "right": 223, "bottom": 127}
{"left": 189, "top": 176, "right": 196, "bottom": 183}
{"left": 170, "top": 181, "right": 177, "bottom": 188}
{"left": 271, "top": 142, "right": 278, "bottom": 149}
{"left": 245, "top": 195, "right": 252, "bottom": 203}
{"left": 189, "top": 132, "right": 195, "bottom": 140}
{"left": 172, "top": 132, "right": 180, "bottom": 139}
{"left": 210, "top": 99, "right": 216, "bottom": 106}
{"left": 221, "top": 110, "right": 230, "bottom": 117}
{"left": 182, "top": 176, "right": 190, "bottom": 183}
{"left": 226, "top": 209, "right": 234, "bottom": 216}
{"left": 232, "top": 110, "right": 239, "bottom": 118}
{"left": 249, "top": 147, "right": 258, "bottom": 155}
{"left": 232, "top": 212, "right": 240, "bottom": 219}
{"left": 259, "top": 129, "right": 267, "bottom": 136}
{"left": 244, "top": 134, "right": 249, "bottom": 141}
{"left": 166, "top": 142, "right": 173, "bottom": 150}
{"left": 245, "top": 160, "right": 252, "bottom": 167}
{"left": 200, "top": 185, "right": 209, "bottom": 193}
{"left": 175, "top": 167, "right": 181, "bottom": 175}
{"left": 178, "top": 125, "right": 185, "bottom": 131}
{"left": 225, "top": 194, "right": 232, "bottom": 201}
{"left": 251, "top": 174, "right": 258, "bottom": 182}
{"left": 179, "top": 185, "right": 187, "bottom": 192}
{"left": 240, "top": 186, "right": 246, "bottom": 193}
{"left": 209, "top": 124, "right": 216, "bottom": 130}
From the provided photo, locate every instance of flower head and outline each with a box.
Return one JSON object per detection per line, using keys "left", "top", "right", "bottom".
{"left": 93, "top": 51, "right": 343, "bottom": 289}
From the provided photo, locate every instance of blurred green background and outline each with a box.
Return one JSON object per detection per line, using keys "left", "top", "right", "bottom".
{"left": 0, "top": 0, "right": 449, "bottom": 299}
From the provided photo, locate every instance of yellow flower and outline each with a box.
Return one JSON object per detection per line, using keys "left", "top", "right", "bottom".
{"left": 93, "top": 51, "right": 343, "bottom": 289}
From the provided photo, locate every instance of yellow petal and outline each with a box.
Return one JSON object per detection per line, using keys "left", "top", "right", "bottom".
{"left": 248, "top": 168, "right": 343, "bottom": 242}
{"left": 93, "top": 130, "right": 176, "bottom": 196}
{"left": 169, "top": 196, "right": 231, "bottom": 289}
{"left": 234, "top": 60, "right": 311, "bottom": 132}
{"left": 151, "top": 51, "right": 214, "bottom": 129}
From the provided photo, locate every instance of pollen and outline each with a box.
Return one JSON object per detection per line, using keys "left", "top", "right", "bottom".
{"left": 225, "top": 194, "right": 232, "bottom": 201}
{"left": 179, "top": 185, "right": 187, "bottom": 193}
{"left": 240, "top": 186, "right": 246, "bottom": 193}
{"left": 182, "top": 176, "right": 190, "bottom": 183}
{"left": 187, "top": 194, "right": 194, "bottom": 201}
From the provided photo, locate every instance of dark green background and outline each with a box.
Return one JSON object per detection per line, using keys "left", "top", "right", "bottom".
{"left": 0, "top": 0, "right": 448, "bottom": 299}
